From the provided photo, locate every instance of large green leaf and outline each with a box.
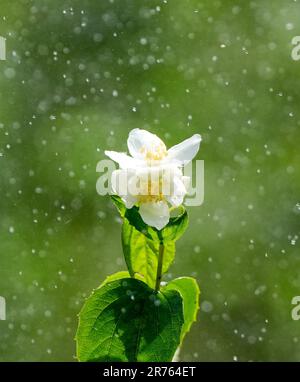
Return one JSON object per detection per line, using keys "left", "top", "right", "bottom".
{"left": 99, "top": 271, "right": 130, "bottom": 287}
{"left": 164, "top": 277, "right": 200, "bottom": 341}
{"left": 76, "top": 278, "right": 183, "bottom": 362}
{"left": 122, "top": 220, "right": 175, "bottom": 289}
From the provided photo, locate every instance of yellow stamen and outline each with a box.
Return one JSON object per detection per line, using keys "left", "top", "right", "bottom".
{"left": 139, "top": 143, "right": 167, "bottom": 163}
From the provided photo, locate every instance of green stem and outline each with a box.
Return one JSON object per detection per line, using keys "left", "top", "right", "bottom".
{"left": 155, "top": 234, "right": 164, "bottom": 293}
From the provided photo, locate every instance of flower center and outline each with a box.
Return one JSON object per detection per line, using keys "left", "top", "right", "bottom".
{"left": 136, "top": 175, "right": 165, "bottom": 203}
{"left": 139, "top": 143, "right": 167, "bottom": 163}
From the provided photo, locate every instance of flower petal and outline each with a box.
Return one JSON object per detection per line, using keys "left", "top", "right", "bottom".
{"left": 182, "top": 176, "right": 190, "bottom": 192}
{"left": 127, "top": 128, "right": 167, "bottom": 160}
{"left": 111, "top": 169, "right": 128, "bottom": 195}
{"left": 167, "top": 134, "right": 201, "bottom": 166}
{"left": 122, "top": 195, "right": 137, "bottom": 209}
{"left": 111, "top": 169, "right": 138, "bottom": 208}
{"left": 105, "top": 150, "right": 140, "bottom": 169}
{"left": 166, "top": 176, "right": 188, "bottom": 207}
{"left": 139, "top": 201, "right": 170, "bottom": 230}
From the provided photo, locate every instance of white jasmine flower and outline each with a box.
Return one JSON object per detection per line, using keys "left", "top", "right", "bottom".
{"left": 105, "top": 129, "right": 201, "bottom": 230}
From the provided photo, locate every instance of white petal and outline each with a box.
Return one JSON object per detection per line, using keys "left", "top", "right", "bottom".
{"left": 111, "top": 169, "right": 138, "bottom": 208}
{"left": 160, "top": 166, "right": 183, "bottom": 197}
{"left": 166, "top": 176, "right": 188, "bottom": 207}
{"left": 111, "top": 169, "right": 129, "bottom": 195}
{"left": 127, "top": 128, "right": 167, "bottom": 160}
{"left": 182, "top": 176, "right": 190, "bottom": 192}
{"left": 122, "top": 195, "right": 137, "bottom": 209}
{"left": 167, "top": 134, "right": 201, "bottom": 166}
{"left": 139, "top": 201, "right": 170, "bottom": 230}
{"left": 105, "top": 150, "right": 139, "bottom": 169}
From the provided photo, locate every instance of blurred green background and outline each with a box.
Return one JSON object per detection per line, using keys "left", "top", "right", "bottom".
{"left": 0, "top": 0, "right": 300, "bottom": 361}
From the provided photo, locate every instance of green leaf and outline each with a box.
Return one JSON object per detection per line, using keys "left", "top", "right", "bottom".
{"left": 125, "top": 206, "right": 158, "bottom": 240}
{"left": 99, "top": 271, "right": 130, "bottom": 287}
{"left": 122, "top": 220, "right": 175, "bottom": 289}
{"left": 160, "top": 208, "right": 189, "bottom": 242}
{"left": 110, "top": 195, "right": 126, "bottom": 217}
{"left": 163, "top": 277, "right": 200, "bottom": 341}
{"left": 76, "top": 278, "right": 183, "bottom": 362}
{"left": 111, "top": 196, "right": 158, "bottom": 240}
{"left": 111, "top": 196, "right": 188, "bottom": 242}
{"left": 111, "top": 196, "right": 188, "bottom": 288}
